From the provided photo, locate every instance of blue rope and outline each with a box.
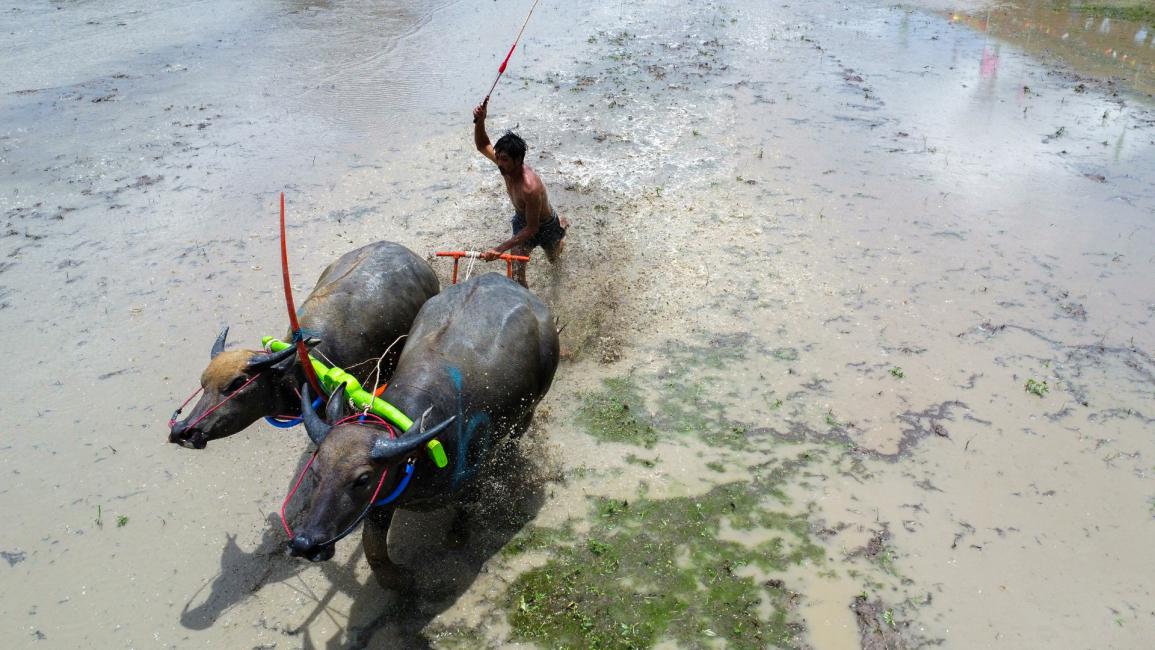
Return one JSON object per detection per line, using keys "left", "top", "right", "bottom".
{"left": 374, "top": 462, "right": 414, "bottom": 506}
{"left": 264, "top": 396, "right": 324, "bottom": 428}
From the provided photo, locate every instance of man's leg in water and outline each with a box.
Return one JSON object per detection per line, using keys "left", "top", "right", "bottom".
{"left": 543, "top": 238, "right": 564, "bottom": 263}
{"left": 543, "top": 216, "right": 568, "bottom": 263}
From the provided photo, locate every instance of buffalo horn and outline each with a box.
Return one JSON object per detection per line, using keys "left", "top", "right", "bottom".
{"left": 301, "top": 384, "right": 332, "bottom": 446}
{"left": 211, "top": 326, "right": 230, "bottom": 359}
{"left": 370, "top": 415, "right": 456, "bottom": 461}
{"left": 246, "top": 345, "right": 299, "bottom": 370}
{"left": 326, "top": 383, "right": 349, "bottom": 423}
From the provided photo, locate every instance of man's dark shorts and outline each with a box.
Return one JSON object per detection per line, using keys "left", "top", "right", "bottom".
{"left": 511, "top": 210, "right": 566, "bottom": 251}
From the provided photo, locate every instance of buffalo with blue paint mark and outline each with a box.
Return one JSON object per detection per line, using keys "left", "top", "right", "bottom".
{"left": 289, "top": 273, "right": 560, "bottom": 589}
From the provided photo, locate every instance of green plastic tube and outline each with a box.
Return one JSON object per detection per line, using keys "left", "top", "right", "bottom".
{"left": 261, "top": 336, "right": 414, "bottom": 431}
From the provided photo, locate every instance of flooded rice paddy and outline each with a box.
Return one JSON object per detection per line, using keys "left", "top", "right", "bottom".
{"left": 1, "top": 0, "right": 1153, "bottom": 648}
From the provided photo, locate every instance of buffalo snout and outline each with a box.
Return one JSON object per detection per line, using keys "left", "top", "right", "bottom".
{"left": 289, "top": 534, "right": 335, "bottom": 562}
{"left": 168, "top": 421, "right": 208, "bottom": 449}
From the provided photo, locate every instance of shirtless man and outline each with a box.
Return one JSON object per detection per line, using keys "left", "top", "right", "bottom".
{"left": 473, "top": 99, "right": 567, "bottom": 288}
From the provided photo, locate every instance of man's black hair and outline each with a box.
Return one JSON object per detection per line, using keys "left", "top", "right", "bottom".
{"left": 494, "top": 131, "right": 527, "bottom": 162}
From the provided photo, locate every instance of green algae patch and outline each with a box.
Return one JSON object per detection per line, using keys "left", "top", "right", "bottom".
{"left": 577, "top": 377, "right": 659, "bottom": 448}
{"left": 654, "top": 338, "right": 760, "bottom": 451}
{"left": 500, "top": 523, "right": 574, "bottom": 558}
{"left": 577, "top": 336, "right": 770, "bottom": 451}
{"left": 772, "top": 347, "right": 799, "bottom": 362}
{"left": 505, "top": 477, "right": 824, "bottom": 649}
{"left": 1067, "top": 2, "right": 1155, "bottom": 23}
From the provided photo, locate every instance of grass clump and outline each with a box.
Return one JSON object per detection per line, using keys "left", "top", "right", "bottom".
{"left": 1025, "top": 378, "right": 1049, "bottom": 397}
{"left": 577, "top": 377, "right": 659, "bottom": 448}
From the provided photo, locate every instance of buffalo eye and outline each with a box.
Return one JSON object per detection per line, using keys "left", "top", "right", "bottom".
{"left": 224, "top": 376, "right": 248, "bottom": 395}
{"left": 353, "top": 472, "right": 372, "bottom": 490}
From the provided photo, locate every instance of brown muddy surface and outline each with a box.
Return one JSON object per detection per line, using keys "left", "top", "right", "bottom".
{"left": 2, "top": 0, "right": 1153, "bottom": 648}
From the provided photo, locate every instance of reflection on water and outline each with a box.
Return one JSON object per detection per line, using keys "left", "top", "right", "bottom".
{"left": 949, "top": 1, "right": 1155, "bottom": 96}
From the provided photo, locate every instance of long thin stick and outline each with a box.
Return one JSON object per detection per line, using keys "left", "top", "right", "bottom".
{"left": 484, "top": 0, "right": 544, "bottom": 101}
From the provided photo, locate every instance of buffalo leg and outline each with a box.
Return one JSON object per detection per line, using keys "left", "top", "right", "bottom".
{"left": 363, "top": 508, "right": 412, "bottom": 591}
{"left": 447, "top": 503, "right": 470, "bottom": 549}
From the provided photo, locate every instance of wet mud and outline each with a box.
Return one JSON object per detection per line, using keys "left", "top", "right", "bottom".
{"left": 2, "top": 0, "right": 1154, "bottom": 648}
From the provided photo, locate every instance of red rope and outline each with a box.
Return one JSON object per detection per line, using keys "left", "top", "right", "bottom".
{"left": 280, "top": 451, "right": 317, "bottom": 538}
{"left": 280, "top": 451, "right": 390, "bottom": 539}
{"left": 168, "top": 386, "right": 203, "bottom": 428}
{"left": 279, "top": 407, "right": 394, "bottom": 537}
{"left": 170, "top": 372, "right": 262, "bottom": 430}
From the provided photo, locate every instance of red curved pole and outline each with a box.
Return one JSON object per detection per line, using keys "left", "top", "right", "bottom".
{"left": 280, "top": 193, "right": 323, "bottom": 396}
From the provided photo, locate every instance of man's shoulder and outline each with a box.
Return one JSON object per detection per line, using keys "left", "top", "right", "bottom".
{"left": 522, "top": 166, "right": 546, "bottom": 192}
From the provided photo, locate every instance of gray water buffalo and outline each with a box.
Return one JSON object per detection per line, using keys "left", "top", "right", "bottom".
{"left": 287, "top": 272, "right": 559, "bottom": 589}
{"left": 168, "top": 241, "right": 439, "bottom": 449}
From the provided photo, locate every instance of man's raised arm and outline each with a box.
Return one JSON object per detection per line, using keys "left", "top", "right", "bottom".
{"left": 473, "top": 100, "right": 496, "bottom": 163}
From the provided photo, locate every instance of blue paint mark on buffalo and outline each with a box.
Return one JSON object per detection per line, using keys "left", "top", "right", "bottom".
{"left": 448, "top": 365, "right": 492, "bottom": 488}
{"left": 287, "top": 273, "right": 560, "bottom": 589}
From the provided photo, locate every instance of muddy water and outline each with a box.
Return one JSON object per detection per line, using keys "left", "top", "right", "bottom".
{"left": 2, "top": 0, "right": 1154, "bottom": 648}
{"left": 948, "top": 1, "right": 1155, "bottom": 98}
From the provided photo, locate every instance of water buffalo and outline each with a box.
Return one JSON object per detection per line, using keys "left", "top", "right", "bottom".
{"left": 287, "top": 272, "right": 559, "bottom": 589}
{"left": 169, "top": 241, "right": 439, "bottom": 449}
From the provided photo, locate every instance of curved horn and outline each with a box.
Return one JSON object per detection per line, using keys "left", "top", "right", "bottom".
{"left": 301, "top": 384, "right": 331, "bottom": 446}
{"left": 370, "top": 415, "right": 456, "bottom": 461}
{"left": 326, "top": 383, "right": 349, "bottom": 423}
{"left": 246, "top": 345, "right": 298, "bottom": 370}
{"left": 211, "top": 327, "right": 229, "bottom": 359}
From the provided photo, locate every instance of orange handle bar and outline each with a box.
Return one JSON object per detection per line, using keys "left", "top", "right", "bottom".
{"left": 435, "top": 251, "right": 529, "bottom": 262}
{"left": 435, "top": 250, "right": 530, "bottom": 284}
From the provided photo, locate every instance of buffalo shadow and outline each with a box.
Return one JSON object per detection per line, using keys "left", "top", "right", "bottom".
{"left": 179, "top": 448, "right": 320, "bottom": 630}
{"left": 304, "top": 435, "right": 549, "bottom": 649}
{"left": 179, "top": 434, "right": 548, "bottom": 647}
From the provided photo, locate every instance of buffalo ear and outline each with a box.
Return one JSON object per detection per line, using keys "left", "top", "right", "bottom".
{"left": 301, "top": 384, "right": 331, "bottom": 446}
{"left": 211, "top": 327, "right": 230, "bottom": 359}
{"left": 326, "top": 383, "right": 349, "bottom": 423}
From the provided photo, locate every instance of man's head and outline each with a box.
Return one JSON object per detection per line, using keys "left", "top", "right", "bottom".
{"left": 494, "top": 131, "right": 527, "bottom": 175}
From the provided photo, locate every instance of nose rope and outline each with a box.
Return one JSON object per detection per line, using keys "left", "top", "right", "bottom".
{"left": 169, "top": 372, "right": 263, "bottom": 432}
{"left": 314, "top": 460, "right": 415, "bottom": 547}
{"left": 281, "top": 458, "right": 415, "bottom": 545}
{"left": 280, "top": 416, "right": 401, "bottom": 541}
{"left": 280, "top": 450, "right": 320, "bottom": 538}
{"left": 168, "top": 386, "right": 204, "bottom": 428}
